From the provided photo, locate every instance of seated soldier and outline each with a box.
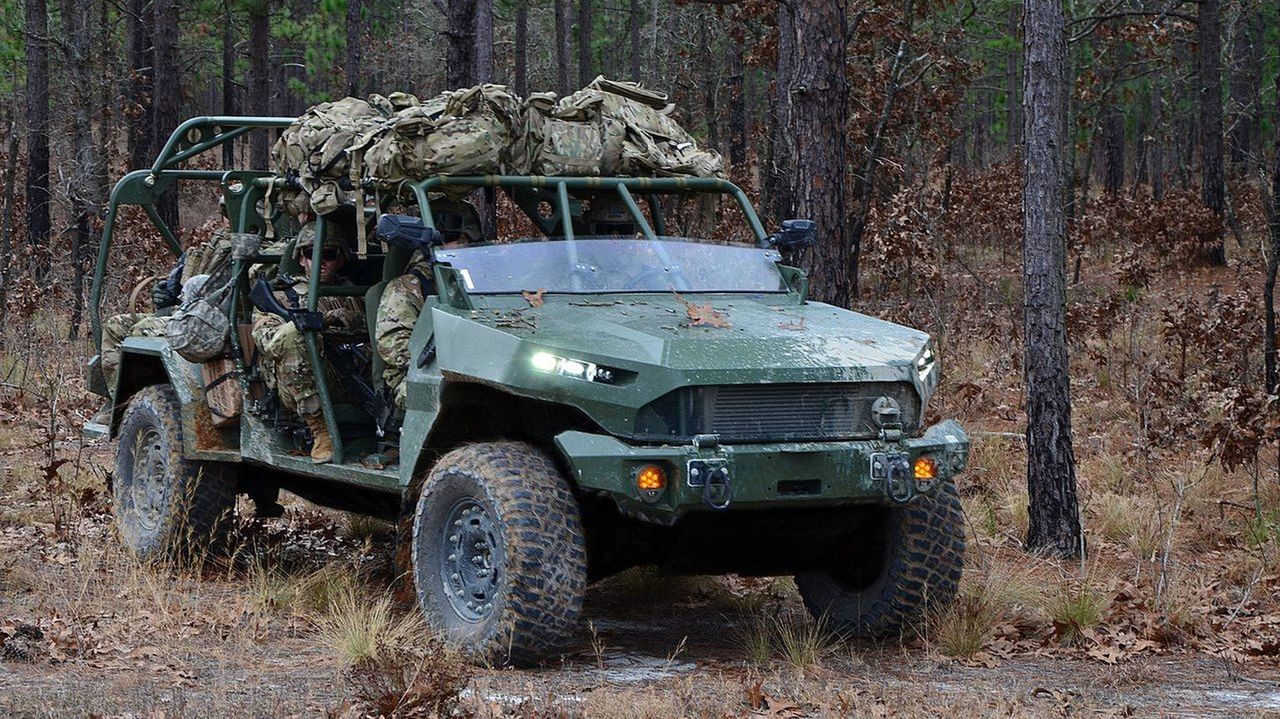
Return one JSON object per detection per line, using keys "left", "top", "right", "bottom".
{"left": 102, "top": 200, "right": 234, "bottom": 389}
{"left": 376, "top": 196, "right": 482, "bottom": 411}
{"left": 252, "top": 221, "right": 365, "bottom": 463}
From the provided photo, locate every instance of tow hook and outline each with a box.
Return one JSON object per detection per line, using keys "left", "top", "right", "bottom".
{"left": 871, "top": 452, "right": 914, "bottom": 504}
{"left": 687, "top": 458, "right": 733, "bottom": 510}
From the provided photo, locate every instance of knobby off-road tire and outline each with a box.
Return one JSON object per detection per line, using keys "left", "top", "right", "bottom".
{"left": 411, "top": 441, "right": 587, "bottom": 666}
{"left": 113, "top": 384, "right": 236, "bottom": 562}
{"left": 795, "top": 480, "right": 965, "bottom": 637}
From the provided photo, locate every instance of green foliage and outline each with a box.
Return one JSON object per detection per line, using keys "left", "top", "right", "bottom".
{"left": 0, "top": 2, "right": 25, "bottom": 97}
{"left": 276, "top": 0, "right": 348, "bottom": 103}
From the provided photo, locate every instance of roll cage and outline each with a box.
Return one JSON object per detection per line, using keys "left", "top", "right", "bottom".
{"left": 90, "top": 116, "right": 773, "bottom": 464}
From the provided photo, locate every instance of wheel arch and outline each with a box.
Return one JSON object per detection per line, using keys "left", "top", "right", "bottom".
{"left": 110, "top": 344, "right": 239, "bottom": 461}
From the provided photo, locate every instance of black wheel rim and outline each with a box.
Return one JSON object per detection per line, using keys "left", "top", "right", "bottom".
{"left": 130, "top": 426, "right": 167, "bottom": 534}
{"left": 440, "top": 498, "right": 500, "bottom": 623}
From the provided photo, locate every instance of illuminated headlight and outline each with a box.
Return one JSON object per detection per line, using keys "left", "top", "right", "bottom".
{"left": 530, "top": 351, "right": 617, "bottom": 383}
{"left": 915, "top": 344, "right": 937, "bottom": 383}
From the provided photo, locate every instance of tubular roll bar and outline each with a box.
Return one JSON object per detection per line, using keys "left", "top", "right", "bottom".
{"left": 94, "top": 116, "right": 768, "bottom": 467}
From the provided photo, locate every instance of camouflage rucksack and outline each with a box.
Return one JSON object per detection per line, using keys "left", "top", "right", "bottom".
{"left": 525, "top": 92, "right": 604, "bottom": 176}
{"left": 271, "top": 97, "right": 390, "bottom": 216}
{"left": 361, "top": 85, "right": 527, "bottom": 182}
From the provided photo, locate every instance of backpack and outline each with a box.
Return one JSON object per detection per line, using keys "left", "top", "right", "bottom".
{"left": 271, "top": 97, "right": 390, "bottom": 216}
{"left": 165, "top": 273, "right": 233, "bottom": 363}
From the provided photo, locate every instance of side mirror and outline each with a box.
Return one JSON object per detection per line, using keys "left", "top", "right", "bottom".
{"left": 376, "top": 214, "right": 444, "bottom": 256}
{"left": 762, "top": 219, "right": 818, "bottom": 251}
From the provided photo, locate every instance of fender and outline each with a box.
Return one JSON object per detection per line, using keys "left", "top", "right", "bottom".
{"left": 112, "top": 337, "right": 241, "bottom": 462}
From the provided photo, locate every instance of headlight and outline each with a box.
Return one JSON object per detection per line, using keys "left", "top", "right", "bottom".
{"left": 530, "top": 351, "right": 618, "bottom": 383}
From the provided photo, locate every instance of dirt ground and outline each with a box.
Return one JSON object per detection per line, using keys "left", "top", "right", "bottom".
{"left": 1, "top": 431, "right": 1278, "bottom": 718}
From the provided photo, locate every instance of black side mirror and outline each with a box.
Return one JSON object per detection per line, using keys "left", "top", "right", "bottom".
{"left": 376, "top": 214, "right": 444, "bottom": 256}
{"left": 762, "top": 219, "right": 818, "bottom": 251}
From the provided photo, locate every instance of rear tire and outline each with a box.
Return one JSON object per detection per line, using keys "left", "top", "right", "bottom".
{"left": 795, "top": 481, "right": 965, "bottom": 637}
{"left": 411, "top": 441, "right": 587, "bottom": 666}
{"left": 113, "top": 384, "right": 236, "bottom": 562}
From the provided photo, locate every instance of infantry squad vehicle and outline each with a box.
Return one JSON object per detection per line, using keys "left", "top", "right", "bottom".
{"left": 87, "top": 117, "right": 969, "bottom": 664}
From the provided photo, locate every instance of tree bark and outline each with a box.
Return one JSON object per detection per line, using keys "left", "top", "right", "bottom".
{"left": 151, "top": 0, "right": 181, "bottom": 231}
{"left": 1265, "top": 53, "right": 1280, "bottom": 395}
{"left": 578, "top": 0, "right": 593, "bottom": 86}
{"left": 1, "top": 121, "right": 17, "bottom": 322}
{"left": 1022, "top": 0, "right": 1081, "bottom": 558}
{"left": 61, "top": 0, "right": 106, "bottom": 338}
{"left": 345, "top": 0, "right": 363, "bottom": 97}
{"left": 222, "top": 0, "right": 236, "bottom": 166}
{"left": 447, "top": 0, "right": 476, "bottom": 88}
{"left": 775, "top": 0, "right": 849, "bottom": 305}
{"left": 24, "top": 0, "right": 51, "bottom": 273}
{"left": 1198, "top": 0, "right": 1226, "bottom": 266}
{"left": 1005, "top": 3, "right": 1021, "bottom": 152}
{"left": 127, "top": 0, "right": 155, "bottom": 169}
{"left": 474, "top": 0, "right": 493, "bottom": 84}
{"left": 629, "top": 0, "right": 641, "bottom": 81}
{"left": 555, "top": 0, "right": 571, "bottom": 95}
{"left": 248, "top": 1, "right": 271, "bottom": 169}
{"left": 514, "top": 0, "right": 528, "bottom": 97}
{"left": 1227, "top": 8, "right": 1262, "bottom": 167}
{"left": 727, "top": 40, "right": 746, "bottom": 169}
{"left": 1102, "top": 102, "right": 1124, "bottom": 195}
{"left": 700, "top": 11, "right": 719, "bottom": 152}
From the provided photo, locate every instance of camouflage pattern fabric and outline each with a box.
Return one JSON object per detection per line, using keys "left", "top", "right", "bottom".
{"left": 102, "top": 313, "right": 169, "bottom": 388}
{"left": 251, "top": 281, "right": 364, "bottom": 416}
{"left": 375, "top": 257, "right": 429, "bottom": 410}
{"left": 181, "top": 229, "right": 234, "bottom": 285}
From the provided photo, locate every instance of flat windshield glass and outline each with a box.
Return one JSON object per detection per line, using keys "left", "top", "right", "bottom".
{"left": 435, "top": 238, "right": 787, "bottom": 294}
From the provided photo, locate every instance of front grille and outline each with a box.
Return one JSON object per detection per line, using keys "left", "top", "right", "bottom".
{"left": 634, "top": 382, "right": 921, "bottom": 442}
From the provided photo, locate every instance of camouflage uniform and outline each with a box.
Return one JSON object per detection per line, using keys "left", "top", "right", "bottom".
{"left": 251, "top": 225, "right": 364, "bottom": 417}
{"left": 101, "top": 229, "right": 235, "bottom": 388}
{"left": 376, "top": 197, "right": 481, "bottom": 409}
{"left": 102, "top": 313, "right": 169, "bottom": 388}
{"left": 376, "top": 256, "right": 430, "bottom": 409}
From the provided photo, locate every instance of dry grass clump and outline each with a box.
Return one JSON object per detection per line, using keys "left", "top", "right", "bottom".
{"left": 342, "top": 641, "right": 472, "bottom": 719}
{"left": 316, "top": 586, "right": 429, "bottom": 665}
{"left": 928, "top": 557, "right": 1044, "bottom": 658}
{"left": 734, "top": 610, "right": 837, "bottom": 670}
{"left": 1047, "top": 576, "right": 1109, "bottom": 642}
{"left": 1090, "top": 492, "right": 1163, "bottom": 560}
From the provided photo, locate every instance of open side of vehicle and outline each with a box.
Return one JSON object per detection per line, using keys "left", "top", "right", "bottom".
{"left": 89, "top": 117, "right": 970, "bottom": 665}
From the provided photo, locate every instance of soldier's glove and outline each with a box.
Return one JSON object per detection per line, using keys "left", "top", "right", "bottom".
{"left": 151, "top": 254, "right": 185, "bottom": 309}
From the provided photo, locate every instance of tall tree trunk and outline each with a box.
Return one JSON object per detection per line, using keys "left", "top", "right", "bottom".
{"left": 1102, "top": 102, "right": 1124, "bottom": 195}
{"left": 776, "top": 0, "right": 849, "bottom": 305}
{"left": 700, "top": 11, "right": 719, "bottom": 152}
{"left": 1265, "top": 53, "right": 1280, "bottom": 395}
{"left": 1, "top": 121, "right": 17, "bottom": 322}
{"left": 1022, "top": 0, "right": 1081, "bottom": 558}
{"left": 248, "top": 1, "right": 270, "bottom": 169}
{"left": 514, "top": 0, "right": 528, "bottom": 97}
{"left": 1006, "top": 3, "right": 1021, "bottom": 153}
{"left": 1150, "top": 87, "right": 1164, "bottom": 200}
{"left": 474, "top": 0, "right": 493, "bottom": 84}
{"left": 151, "top": 0, "right": 181, "bottom": 231}
{"left": 629, "top": 0, "right": 641, "bottom": 81}
{"left": 555, "top": 0, "right": 571, "bottom": 95}
{"left": 24, "top": 0, "right": 51, "bottom": 277}
{"left": 727, "top": 40, "right": 746, "bottom": 170}
{"left": 1227, "top": 7, "right": 1262, "bottom": 167}
{"left": 1198, "top": 0, "right": 1226, "bottom": 266}
{"left": 447, "top": 0, "right": 476, "bottom": 87}
{"left": 222, "top": 0, "right": 236, "bottom": 167}
{"left": 578, "top": 0, "right": 593, "bottom": 86}
{"left": 127, "top": 0, "right": 155, "bottom": 169}
{"left": 768, "top": 2, "right": 796, "bottom": 224}
{"left": 345, "top": 0, "right": 363, "bottom": 96}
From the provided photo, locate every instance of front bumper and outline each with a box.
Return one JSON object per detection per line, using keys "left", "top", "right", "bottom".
{"left": 555, "top": 419, "right": 969, "bottom": 525}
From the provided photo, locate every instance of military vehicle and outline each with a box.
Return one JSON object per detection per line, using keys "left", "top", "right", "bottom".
{"left": 87, "top": 117, "right": 969, "bottom": 665}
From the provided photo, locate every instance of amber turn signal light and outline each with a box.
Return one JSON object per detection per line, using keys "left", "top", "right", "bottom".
{"left": 913, "top": 456, "right": 937, "bottom": 481}
{"left": 635, "top": 464, "right": 667, "bottom": 492}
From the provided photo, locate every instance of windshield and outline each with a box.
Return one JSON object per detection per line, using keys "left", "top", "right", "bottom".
{"left": 434, "top": 238, "right": 788, "bottom": 294}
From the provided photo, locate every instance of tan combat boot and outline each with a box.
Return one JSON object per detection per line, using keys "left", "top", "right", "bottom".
{"left": 305, "top": 413, "right": 334, "bottom": 464}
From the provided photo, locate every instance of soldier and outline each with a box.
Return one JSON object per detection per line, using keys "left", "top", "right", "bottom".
{"left": 102, "top": 201, "right": 235, "bottom": 389}
{"left": 376, "top": 197, "right": 481, "bottom": 410}
{"left": 252, "top": 222, "right": 365, "bottom": 463}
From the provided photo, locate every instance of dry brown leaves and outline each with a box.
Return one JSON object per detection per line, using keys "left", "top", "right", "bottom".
{"left": 521, "top": 288, "right": 546, "bottom": 307}
{"left": 672, "top": 290, "right": 732, "bottom": 328}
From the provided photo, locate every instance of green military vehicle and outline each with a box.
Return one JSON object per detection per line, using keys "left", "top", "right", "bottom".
{"left": 88, "top": 117, "right": 969, "bottom": 665}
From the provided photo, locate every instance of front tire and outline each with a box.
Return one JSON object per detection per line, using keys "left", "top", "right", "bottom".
{"left": 795, "top": 480, "right": 965, "bottom": 637}
{"left": 113, "top": 384, "right": 236, "bottom": 562}
{"left": 411, "top": 442, "right": 587, "bottom": 665}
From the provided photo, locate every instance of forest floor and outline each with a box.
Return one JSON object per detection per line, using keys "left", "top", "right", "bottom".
{"left": 3, "top": 194, "right": 1280, "bottom": 716}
